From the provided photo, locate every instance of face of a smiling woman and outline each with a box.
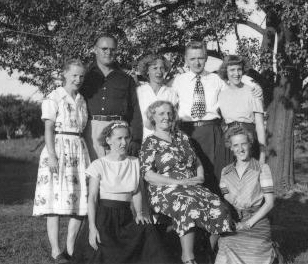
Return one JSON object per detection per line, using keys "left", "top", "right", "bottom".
{"left": 148, "top": 59, "right": 166, "bottom": 85}
{"left": 230, "top": 134, "right": 251, "bottom": 162}
{"left": 106, "top": 127, "right": 131, "bottom": 155}
{"left": 227, "top": 64, "right": 243, "bottom": 87}
{"left": 63, "top": 65, "right": 85, "bottom": 91}
{"left": 153, "top": 103, "right": 174, "bottom": 131}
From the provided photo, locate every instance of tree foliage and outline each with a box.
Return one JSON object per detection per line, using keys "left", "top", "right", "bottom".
{"left": 0, "top": 95, "right": 43, "bottom": 139}
{"left": 0, "top": 0, "right": 245, "bottom": 93}
{"left": 1, "top": 0, "right": 308, "bottom": 191}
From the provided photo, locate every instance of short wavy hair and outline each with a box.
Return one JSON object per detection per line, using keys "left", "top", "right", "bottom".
{"left": 224, "top": 124, "right": 254, "bottom": 149}
{"left": 98, "top": 121, "right": 130, "bottom": 150}
{"left": 62, "top": 58, "right": 85, "bottom": 84}
{"left": 137, "top": 54, "right": 171, "bottom": 81}
{"left": 185, "top": 41, "right": 207, "bottom": 57}
{"left": 145, "top": 100, "right": 177, "bottom": 130}
{"left": 218, "top": 55, "right": 248, "bottom": 81}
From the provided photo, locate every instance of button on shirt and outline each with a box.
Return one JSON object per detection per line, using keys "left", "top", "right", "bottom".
{"left": 80, "top": 62, "right": 143, "bottom": 142}
{"left": 172, "top": 71, "right": 227, "bottom": 121}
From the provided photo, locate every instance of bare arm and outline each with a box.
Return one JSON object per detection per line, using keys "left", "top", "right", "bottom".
{"left": 44, "top": 120, "right": 58, "bottom": 174}
{"left": 254, "top": 113, "right": 266, "bottom": 164}
{"left": 132, "top": 185, "right": 151, "bottom": 224}
{"left": 144, "top": 158, "right": 204, "bottom": 186}
{"left": 247, "top": 193, "right": 274, "bottom": 228}
{"left": 88, "top": 176, "right": 101, "bottom": 250}
{"left": 144, "top": 171, "right": 180, "bottom": 185}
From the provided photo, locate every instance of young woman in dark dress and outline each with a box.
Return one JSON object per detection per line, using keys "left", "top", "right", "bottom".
{"left": 71, "top": 121, "right": 169, "bottom": 264}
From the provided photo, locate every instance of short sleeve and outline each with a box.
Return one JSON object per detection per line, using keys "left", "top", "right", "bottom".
{"left": 139, "top": 137, "right": 157, "bottom": 178}
{"left": 217, "top": 75, "right": 228, "bottom": 92}
{"left": 251, "top": 96, "right": 264, "bottom": 114}
{"left": 85, "top": 160, "right": 102, "bottom": 180}
{"left": 41, "top": 98, "right": 58, "bottom": 122}
{"left": 260, "top": 164, "right": 274, "bottom": 193}
{"left": 219, "top": 167, "right": 229, "bottom": 195}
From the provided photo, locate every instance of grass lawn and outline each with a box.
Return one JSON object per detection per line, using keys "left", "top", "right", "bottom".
{"left": 0, "top": 138, "right": 308, "bottom": 264}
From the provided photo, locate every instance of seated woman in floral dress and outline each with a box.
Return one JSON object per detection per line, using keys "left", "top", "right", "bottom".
{"left": 215, "top": 125, "right": 276, "bottom": 264}
{"left": 140, "top": 100, "right": 234, "bottom": 264}
{"left": 71, "top": 121, "right": 169, "bottom": 264}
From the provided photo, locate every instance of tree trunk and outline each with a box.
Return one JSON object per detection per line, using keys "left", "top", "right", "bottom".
{"left": 266, "top": 82, "right": 295, "bottom": 193}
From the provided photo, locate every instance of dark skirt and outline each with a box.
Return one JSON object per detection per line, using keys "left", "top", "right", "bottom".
{"left": 71, "top": 199, "right": 170, "bottom": 264}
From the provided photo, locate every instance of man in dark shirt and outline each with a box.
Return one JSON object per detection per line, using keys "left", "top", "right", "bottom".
{"left": 80, "top": 34, "right": 142, "bottom": 160}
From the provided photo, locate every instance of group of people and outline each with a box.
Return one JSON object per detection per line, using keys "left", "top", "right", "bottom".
{"left": 32, "top": 33, "right": 277, "bottom": 264}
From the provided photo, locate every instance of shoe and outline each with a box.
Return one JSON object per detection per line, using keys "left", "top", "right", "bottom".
{"left": 62, "top": 248, "right": 72, "bottom": 261}
{"left": 51, "top": 252, "right": 69, "bottom": 264}
{"left": 182, "top": 259, "right": 198, "bottom": 264}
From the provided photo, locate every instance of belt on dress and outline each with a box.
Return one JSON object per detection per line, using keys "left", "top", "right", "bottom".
{"left": 91, "top": 115, "right": 124, "bottom": 121}
{"left": 54, "top": 131, "right": 83, "bottom": 137}
{"left": 180, "top": 119, "right": 221, "bottom": 127}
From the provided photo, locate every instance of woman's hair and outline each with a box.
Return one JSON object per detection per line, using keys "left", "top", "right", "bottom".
{"left": 61, "top": 58, "right": 85, "bottom": 85}
{"left": 137, "top": 54, "right": 171, "bottom": 81}
{"left": 98, "top": 121, "right": 130, "bottom": 150}
{"left": 224, "top": 124, "right": 254, "bottom": 148}
{"left": 218, "top": 55, "right": 248, "bottom": 81}
{"left": 62, "top": 58, "right": 85, "bottom": 73}
{"left": 145, "top": 100, "right": 177, "bottom": 130}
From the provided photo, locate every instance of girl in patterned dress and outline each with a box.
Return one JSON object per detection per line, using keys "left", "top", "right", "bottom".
{"left": 215, "top": 125, "right": 276, "bottom": 264}
{"left": 33, "top": 59, "right": 90, "bottom": 263}
{"left": 139, "top": 100, "right": 234, "bottom": 264}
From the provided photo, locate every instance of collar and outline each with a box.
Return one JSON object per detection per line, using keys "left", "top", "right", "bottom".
{"left": 57, "top": 87, "right": 81, "bottom": 103}
{"left": 223, "top": 158, "right": 261, "bottom": 175}
{"left": 187, "top": 70, "right": 209, "bottom": 81}
{"left": 88, "top": 60, "right": 121, "bottom": 76}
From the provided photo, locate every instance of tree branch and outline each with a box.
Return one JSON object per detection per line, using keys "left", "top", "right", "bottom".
{"left": 238, "top": 20, "right": 266, "bottom": 35}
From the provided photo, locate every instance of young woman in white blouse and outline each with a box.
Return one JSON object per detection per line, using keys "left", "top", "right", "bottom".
{"left": 137, "top": 54, "right": 178, "bottom": 139}
{"left": 71, "top": 121, "right": 169, "bottom": 264}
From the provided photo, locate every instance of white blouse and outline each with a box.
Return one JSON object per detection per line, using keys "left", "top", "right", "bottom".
{"left": 137, "top": 82, "right": 178, "bottom": 138}
{"left": 218, "top": 85, "right": 264, "bottom": 124}
{"left": 41, "top": 87, "right": 88, "bottom": 133}
{"left": 86, "top": 156, "right": 140, "bottom": 198}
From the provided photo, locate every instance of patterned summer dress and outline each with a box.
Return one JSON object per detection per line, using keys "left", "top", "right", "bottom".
{"left": 33, "top": 87, "right": 90, "bottom": 216}
{"left": 140, "top": 131, "right": 233, "bottom": 237}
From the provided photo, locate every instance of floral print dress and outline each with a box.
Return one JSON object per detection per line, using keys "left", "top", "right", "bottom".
{"left": 140, "top": 131, "right": 233, "bottom": 237}
{"left": 33, "top": 87, "right": 90, "bottom": 216}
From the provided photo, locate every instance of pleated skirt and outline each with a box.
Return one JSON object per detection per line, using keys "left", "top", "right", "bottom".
{"left": 71, "top": 199, "right": 170, "bottom": 264}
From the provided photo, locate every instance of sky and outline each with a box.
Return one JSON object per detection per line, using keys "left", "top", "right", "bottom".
{"left": 0, "top": 0, "right": 265, "bottom": 102}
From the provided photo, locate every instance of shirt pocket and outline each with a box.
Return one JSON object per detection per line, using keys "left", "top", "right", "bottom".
{"left": 111, "top": 85, "right": 127, "bottom": 99}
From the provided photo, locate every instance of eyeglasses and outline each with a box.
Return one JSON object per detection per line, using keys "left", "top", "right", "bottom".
{"left": 97, "top": 47, "right": 117, "bottom": 53}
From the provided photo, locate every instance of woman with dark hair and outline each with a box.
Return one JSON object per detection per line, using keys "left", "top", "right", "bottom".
{"left": 137, "top": 54, "right": 178, "bottom": 139}
{"left": 33, "top": 59, "right": 90, "bottom": 263}
{"left": 140, "top": 100, "right": 234, "bottom": 264}
{"left": 215, "top": 125, "right": 276, "bottom": 264}
{"left": 218, "top": 55, "right": 266, "bottom": 164}
{"left": 71, "top": 121, "right": 170, "bottom": 264}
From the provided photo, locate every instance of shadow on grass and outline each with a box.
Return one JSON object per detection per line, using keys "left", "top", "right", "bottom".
{"left": 271, "top": 190, "right": 308, "bottom": 263}
{"left": 0, "top": 156, "right": 38, "bottom": 204}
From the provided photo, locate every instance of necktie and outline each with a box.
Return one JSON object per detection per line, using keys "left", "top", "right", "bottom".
{"left": 191, "top": 74, "right": 206, "bottom": 119}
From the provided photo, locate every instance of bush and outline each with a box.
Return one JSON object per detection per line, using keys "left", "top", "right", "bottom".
{"left": 0, "top": 95, "right": 43, "bottom": 139}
